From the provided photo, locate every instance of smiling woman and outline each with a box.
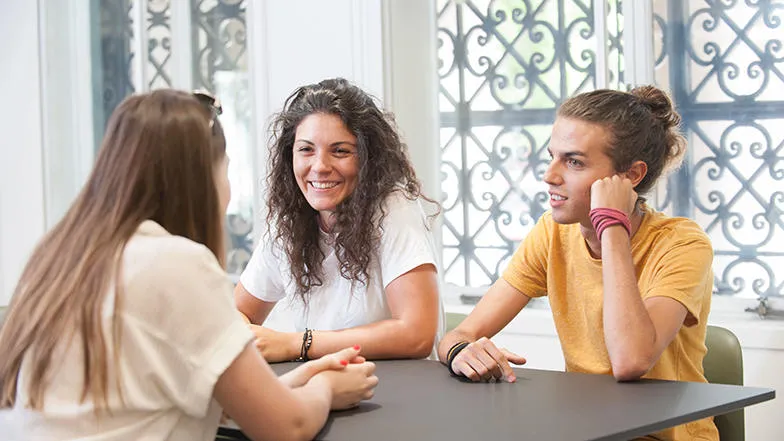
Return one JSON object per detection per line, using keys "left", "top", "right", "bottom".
{"left": 234, "top": 78, "right": 444, "bottom": 363}
{"left": 292, "top": 113, "right": 360, "bottom": 230}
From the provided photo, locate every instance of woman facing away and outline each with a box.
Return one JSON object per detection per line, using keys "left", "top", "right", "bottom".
{"left": 235, "top": 78, "right": 444, "bottom": 362}
{"left": 0, "top": 89, "right": 377, "bottom": 441}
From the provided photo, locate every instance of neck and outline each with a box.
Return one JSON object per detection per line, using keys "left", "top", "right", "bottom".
{"left": 580, "top": 204, "right": 645, "bottom": 259}
{"left": 317, "top": 212, "right": 334, "bottom": 233}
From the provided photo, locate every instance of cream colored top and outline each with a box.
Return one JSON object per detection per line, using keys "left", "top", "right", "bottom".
{"left": 2, "top": 220, "right": 253, "bottom": 441}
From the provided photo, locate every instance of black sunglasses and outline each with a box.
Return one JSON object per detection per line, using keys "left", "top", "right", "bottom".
{"left": 192, "top": 90, "right": 223, "bottom": 128}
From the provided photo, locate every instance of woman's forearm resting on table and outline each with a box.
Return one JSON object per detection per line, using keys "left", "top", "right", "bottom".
{"left": 214, "top": 343, "right": 331, "bottom": 441}
{"left": 304, "top": 318, "right": 436, "bottom": 360}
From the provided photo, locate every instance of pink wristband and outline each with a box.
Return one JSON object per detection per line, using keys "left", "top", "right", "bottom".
{"left": 589, "top": 208, "right": 631, "bottom": 241}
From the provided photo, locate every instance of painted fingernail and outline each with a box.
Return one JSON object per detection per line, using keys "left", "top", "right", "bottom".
{"left": 340, "top": 360, "right": 348, "bottom": 366}
{"left": 353, "top": 345, "right": 361, "bottom": 350}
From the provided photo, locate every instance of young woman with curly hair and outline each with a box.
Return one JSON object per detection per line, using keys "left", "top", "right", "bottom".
{"left": 235, "top": 78, "right": 443, "bottom": 362}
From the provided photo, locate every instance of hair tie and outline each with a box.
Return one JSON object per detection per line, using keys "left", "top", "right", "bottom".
{"left": 589, "top": 208, "right": 631, "bottom": 241}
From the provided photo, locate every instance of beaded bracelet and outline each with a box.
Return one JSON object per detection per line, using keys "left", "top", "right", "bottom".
{"left": 295, "top": 328, "right": 313, "bottom": 362}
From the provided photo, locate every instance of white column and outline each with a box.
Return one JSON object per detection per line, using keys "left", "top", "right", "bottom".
{"left": 381, "top": 0, "right": 442, "bottom": 204}
{"left": 0, "top": 1, "right": 47, "bottom": 304}
{"left": 39, "top": 0, "right": 96, "bottom": 228}
{"left": 593, "top": 0, "right": 609, "bottom": 89}
{"left": 170, "top": 0, "right": 194, "bottom": 91}
{"left": 622, "top": 0, "right": 655, "bottom": 87}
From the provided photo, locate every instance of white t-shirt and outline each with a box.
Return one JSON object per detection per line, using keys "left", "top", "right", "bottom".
{"left": 241, "top": 192, "right": 444, "bottom": 342}
{"left": 2, "top": 221, "right": 253, "bottom": 441}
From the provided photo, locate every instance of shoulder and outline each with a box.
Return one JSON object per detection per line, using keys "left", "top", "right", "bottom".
{"left": 644, "top": 208, "right": 711, "bottom": 244}
{"left": 639, "top": 208, "right": 713, "bottom": 258}
{"left": 381, "top": 190, "right": 425, "bottom": 212}
{"left": 379, "top": 191, "right": 435, "bottom": 229}
{"left": 123, "top": 221, "right": 227, "bottom": 291}
{"left": 121, "top": 221, "right": 235, "bottom": 328}
{"left": 529, "top": 210, "right": 561, "bottom": 239}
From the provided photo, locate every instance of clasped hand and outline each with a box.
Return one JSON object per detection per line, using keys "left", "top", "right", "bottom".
{"left": 281, "top": 346, "right": 378, "bottom": 410}
{"left": 590, "top": 175, "right": 637, "bottom": 216}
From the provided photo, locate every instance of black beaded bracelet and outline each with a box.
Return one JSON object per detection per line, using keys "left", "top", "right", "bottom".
{"left": 295, "top": 328, "right": 313, "bottom": 362}
{"left": 446, "top": 341, "right": 470, "bottom": 376}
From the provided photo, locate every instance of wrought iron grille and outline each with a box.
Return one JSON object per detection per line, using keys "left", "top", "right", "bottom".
{"left": 96, "top": 0, "right": 135, "bottom": 133}
{"left": 191, "top": 0, "right": 253, "bottom": 274}
{"left": 437, "top": 0, "right": 622, "bottom": 287}
{"left": 93, "top": 0, "right": 254, "bottom": 274}
{"left": 438, "top": 0, "right": 784, "bottom": 299}
{"left": 146, "top": 0, "right": 173, "bottom": 89}
{"left": 653, "top": 0, "right": 784, "bottom": 298}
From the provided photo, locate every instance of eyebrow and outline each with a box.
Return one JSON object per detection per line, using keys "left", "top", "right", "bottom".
{"left": 547, "top": 148, "right": 588, "bottom": 158}
{"left": 295, "top": 139, "right": 357, "bottom": 148}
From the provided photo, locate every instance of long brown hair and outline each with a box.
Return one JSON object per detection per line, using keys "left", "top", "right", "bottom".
{"left": 0, "top": 89, "right": 227, "bottom": 411}
{"left": 267, "top": 78, "right": 437, "bottom": 302}
{"left": 557, "top": 85, "right": 687, "bottom": 197}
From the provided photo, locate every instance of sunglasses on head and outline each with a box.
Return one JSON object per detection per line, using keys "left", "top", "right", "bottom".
{"left": 192, "top": 90, "right": 223, "bottom": 128}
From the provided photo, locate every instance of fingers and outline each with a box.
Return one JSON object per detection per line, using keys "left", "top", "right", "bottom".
{"left": 313, "top": 346, "right": 362, "bottom": 372}
{"left": 452, "top": 338, "right": 514, "bottom": 382}
{"left": 328, "top": 346, "right": 362, "bottom": 366}
{"left": 483, "top": 344, "right": 516, "bottom": 382}
{"left": 501, "top": 348, "right": 527, "bottom": 366}
{"left": 365, "top": 361, "right": 376, "bottom": 375}
{"left": 591, "top": 175, "right": 638, "bottom": 213}
{"left": 466, "top": 343, "right": 504, "bottom": 380}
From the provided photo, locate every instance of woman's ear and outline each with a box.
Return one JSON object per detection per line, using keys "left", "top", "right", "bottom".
{"left": 624, "top": 160, "right": 648, "bottom": 187}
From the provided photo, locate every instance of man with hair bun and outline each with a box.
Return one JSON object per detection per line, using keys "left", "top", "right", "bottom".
{"left": 438, "top": 86, "right": 718, "bottom": 441}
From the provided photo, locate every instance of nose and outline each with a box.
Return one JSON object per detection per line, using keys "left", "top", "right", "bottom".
{"left": 542, "top": 159, "right": 562, "bottom": 186}
{"left": 311, "top": 148, "right": 332, "bottom": 173}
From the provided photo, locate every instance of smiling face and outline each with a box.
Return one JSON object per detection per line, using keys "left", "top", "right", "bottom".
{"left": 292, "top": 113, "right": 360, "bottom": 230}
{"left": 543, "top": 117, "right": 616, "bottom": 227}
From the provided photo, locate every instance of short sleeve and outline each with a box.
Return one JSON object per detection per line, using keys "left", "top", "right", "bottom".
{"left": 501, "top": 213, "right": 551, "bottom": 298}
{"left": 122, "top": 241, "right": 254, "bottom": 418}
{"left": 642, "top": 228, "right": 714, "bottom": 327}
{"left": 378, "top": 195, "right": 439, "bottom": 287}
{"left": 239, "top": 234, "right": 287, "bottom": 302}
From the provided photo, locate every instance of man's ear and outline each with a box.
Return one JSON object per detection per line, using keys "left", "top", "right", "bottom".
{"left": 623, "top": 160, "right": 648, "bottom": 187}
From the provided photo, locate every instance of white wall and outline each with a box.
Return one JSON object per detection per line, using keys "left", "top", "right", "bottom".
{"left": 0, "top": 1, "right": 47, "bottom": 304}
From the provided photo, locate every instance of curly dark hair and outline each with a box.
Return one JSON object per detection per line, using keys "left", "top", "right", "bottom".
{"left": 266, "top": 78, "right": 436, "bottom": 302}
{"left": 557, "top": 85, "right": 686, "bottom": 199}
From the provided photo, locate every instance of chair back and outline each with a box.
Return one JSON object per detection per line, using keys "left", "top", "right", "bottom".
{"left": 445, "top": 312, "right": 467, "bottom": 333}
{"left": 704, "top": 325, "right": 745, "bottom": 441}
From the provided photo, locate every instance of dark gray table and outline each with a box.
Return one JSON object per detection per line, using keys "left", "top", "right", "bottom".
{"left": 218, "top": 359, "right": 775, "bottom": 441}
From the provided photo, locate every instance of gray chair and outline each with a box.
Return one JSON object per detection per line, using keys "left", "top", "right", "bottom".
{"left": 703, "top": 325, "right": 745, "bottom": 441}
{"left": 445, "top": 312, "right": 467, "bottom": 333}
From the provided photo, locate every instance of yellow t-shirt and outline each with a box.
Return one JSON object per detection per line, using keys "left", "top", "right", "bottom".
{"left": 502, "top": 206, "right": 718, "bottom": 441}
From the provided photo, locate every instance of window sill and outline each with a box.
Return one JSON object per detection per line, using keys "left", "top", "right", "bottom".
{"left": 444, "top": 296, "right": 784, "bottom": 351}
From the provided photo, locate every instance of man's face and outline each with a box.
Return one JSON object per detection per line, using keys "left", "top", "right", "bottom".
{"left": 543, "top": 117, "right": 617, "bottom": 228}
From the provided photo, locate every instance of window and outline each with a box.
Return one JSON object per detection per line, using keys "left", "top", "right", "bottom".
{"left": 437, "top": 0, "right": 623, "bottom": 290}
{"left": 653, "top": 0, "right": 784, "bottom": 300}
{"left": 437, "top": 0, "right": 784, "bottom": 304}
{"left": 76, "top": 0, "right": 255, "bottom": 274}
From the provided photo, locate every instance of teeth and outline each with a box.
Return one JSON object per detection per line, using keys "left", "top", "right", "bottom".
{"left": 551, "top": 194, "right": 566, "bottom": 201}
{"left": 311, "top": 181, "right": 338, "bottom": 189}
